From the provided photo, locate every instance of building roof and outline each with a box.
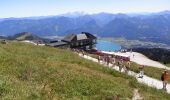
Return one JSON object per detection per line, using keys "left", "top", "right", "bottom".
{"left": 62, "top": 32, "right": 96, "bottom": 42}
{"left": 46, "top": 41, "right": 67, "bottom": 47}
{"left": 63, "top": 34, "right": 76, "bottom": 42}
{"left": 77, "top": 34, "right": 88, "bottom": 40}
{"left": 83, "top": 32, "right": 96, "bottom": 39}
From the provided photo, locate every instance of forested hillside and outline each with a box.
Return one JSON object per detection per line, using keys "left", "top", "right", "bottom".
{"left": 132, "top": 48, "right": 170, "bottom": 64}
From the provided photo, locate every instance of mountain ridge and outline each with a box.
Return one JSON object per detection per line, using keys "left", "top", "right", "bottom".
{"left": 0, "top": 11, "right": 170, "bottom": 45}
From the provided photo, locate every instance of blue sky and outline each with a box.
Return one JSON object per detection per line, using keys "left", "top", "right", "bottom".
{"left": 1, "top": 0, "right": 170, "bottom": 18}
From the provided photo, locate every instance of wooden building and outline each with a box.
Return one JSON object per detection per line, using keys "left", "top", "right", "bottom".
{"left": 46, "top": 32, "right": 97, "bottom": 50}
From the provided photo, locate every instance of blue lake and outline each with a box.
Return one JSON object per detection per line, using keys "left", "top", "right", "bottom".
{"left": 95, "top": 40, "right": 121, "bottom": 51}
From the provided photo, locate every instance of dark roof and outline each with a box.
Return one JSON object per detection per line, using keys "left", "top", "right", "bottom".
{"left": 77, "top": 34, "right": 88, "bottom": 40}
{"left": 62, "top": 34, "right": 76, "bottom": 42}
{"left": 62, "top": 32, "right": 96, "bottom": 42}
{"left": 46, "top": 41, "right": 67, "bottom": 47}
{"left": 82, "top": 32, "right": 96, "bottom": 39}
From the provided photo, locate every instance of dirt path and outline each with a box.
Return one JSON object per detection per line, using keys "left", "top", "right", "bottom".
{"left": 102, "top": 51, "right": 170, "bottom": 70}
{"left": 132, "top": 89, "right": 142, "bottom": 100}
{"left": 79, "top": 54, "right": 170, "bottom": 93}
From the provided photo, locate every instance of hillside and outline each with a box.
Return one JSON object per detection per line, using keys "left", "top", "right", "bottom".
{"left": 8, "top": 32, "right": 42, "bottom": 41}
{"left": 0, "top": 11, "right": 170, "bottom": 45}
{"left": 0, "top": 42, "right": 170, "bottom": 99}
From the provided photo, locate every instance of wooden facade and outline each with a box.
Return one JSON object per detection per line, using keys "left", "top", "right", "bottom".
{"left": 47, "top": 32, "right": 97, "bottom": 50}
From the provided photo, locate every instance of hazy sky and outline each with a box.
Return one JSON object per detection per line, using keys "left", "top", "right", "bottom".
{"left": 1, "top": 0, "right": 170, "bottom": 18}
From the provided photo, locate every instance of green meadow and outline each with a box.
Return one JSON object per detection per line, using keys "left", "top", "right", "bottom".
{"left": 0, "top": 41, "right": 170, "bottom": 99}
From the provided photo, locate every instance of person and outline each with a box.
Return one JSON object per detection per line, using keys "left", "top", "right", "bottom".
{"left": 117, "top": 60, "right": 121, "bottom": 72}
{"left": 125, "top": 61, "right": 131, "bottom": 74}
{"left": 112, "top": 56, "right": 116, "bottom": 67}
{"left": 82, "top": 50, "right": 85, "bottom": 56}
{"left": 76, "top": 49, "right": 80, "bottom": 54}
{"left": 123, "top": 64, "right": 127, "bottom": 73}
{"left": 103, "top": 55, "right": 106, "bottom": 65}
{"left": 127, "top": 61, "right": 131, "bottom": 72}
{"left": 102, "top": 55, "right": 105, "bottom": 64}
{"left": 98, "top": 55, "right": 101, "bottom": 63}
{"left": 130, "top": 49, "right": 132, "bottom": 53}
{"left": 162, "top": 70, "right": 169, "bottom": 91}
{"left": 139, "top": 65, "right": 145, "bottom": 78}
{"left": 119, "top": 59, "right": 123, "bottom": 72}
{"left": 106, "top": 56, "right": 110, "bottom": 66}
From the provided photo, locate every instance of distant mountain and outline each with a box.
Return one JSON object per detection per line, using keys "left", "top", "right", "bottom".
{"left": 0, "top": 35, "right": 7, "bottom": 39}
{"left": 0, "top": 11, "right": 170, "bottom": 45}
{"left": 156, "top": 10, "right": 170, "bottom": 15}
{"left": 60, "top": 12, "right": 87, "bottom": 18}
{"left": 10, "top": 32, "right": 42, "bottom": 41}
{"left": 100, "top": 15, "right": 170, "bottom": 44}
{"left": 90, "top": 13, "right": 116, "bottom": 27}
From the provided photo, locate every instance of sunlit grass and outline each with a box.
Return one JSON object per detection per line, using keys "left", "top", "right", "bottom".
{"left": 0, "top": 41, "right": 170, "bottom": 99}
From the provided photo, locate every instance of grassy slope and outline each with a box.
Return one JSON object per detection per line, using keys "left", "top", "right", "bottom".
{"left": 15, "top": 34, "right": 30, "bottom": 40}
{"left": 0, "top": 42, "right": 170, "bottom": 99}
